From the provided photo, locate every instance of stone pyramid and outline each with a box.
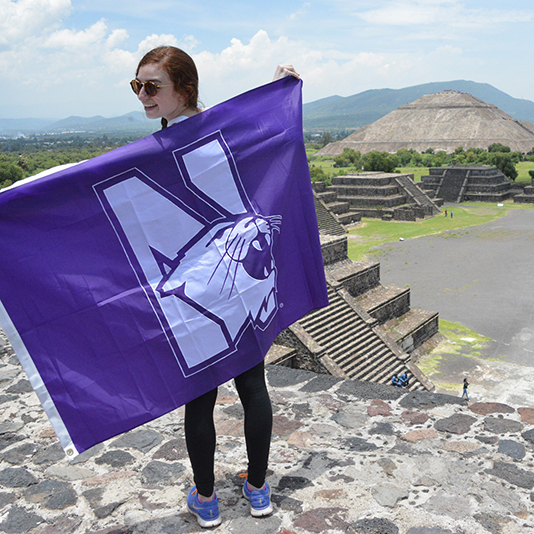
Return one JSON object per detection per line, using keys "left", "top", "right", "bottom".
{"left": 318, "top": 90, "right": 534, "bottom": 155}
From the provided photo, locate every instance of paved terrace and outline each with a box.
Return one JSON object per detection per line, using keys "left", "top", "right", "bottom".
{"left": 1, "top": 336, "right": 534, "bottom": 534}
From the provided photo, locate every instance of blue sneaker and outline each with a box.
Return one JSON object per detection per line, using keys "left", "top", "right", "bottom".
{"left": 242, "top": 480, "right": 273, "bottom": 517}
{"left": 187, "top": 487, "right": 222, "bottom": 528}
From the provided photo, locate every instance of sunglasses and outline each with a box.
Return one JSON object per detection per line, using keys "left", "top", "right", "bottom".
{"left": 130, "top": 79, "right": 173, "bottom": 97}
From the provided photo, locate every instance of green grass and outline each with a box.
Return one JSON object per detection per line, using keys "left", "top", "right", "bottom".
{"left": 396, "top": 167, "right": 429, "bottom": 181}
{"left": 347, "top": 203, "right": 516, "bottom": 261}
{"left": 516, "top": 161, "right": 534, "bottom": 184}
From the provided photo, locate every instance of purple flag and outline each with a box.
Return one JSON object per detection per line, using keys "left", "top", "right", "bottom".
{"left": 0, "top": 78, "right": 328, "bottom": 457}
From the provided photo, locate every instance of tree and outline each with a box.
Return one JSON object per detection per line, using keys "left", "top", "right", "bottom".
{"left": 488, "top": 143, "right": 511, "bottom": 153}
{"left": 309, "top": 165, "right": 326, "bottom": 182}
{"left": 362, "top": 151, "right": 398, "bottom": 173}
{"left": 490, "top": 153, "right": 517, "bottom": 180}
{"left": 320, "top": 132, "right": 332, "bottom": 147}
{"left": 0, "top": 162, "right": 24, "bottom": 184}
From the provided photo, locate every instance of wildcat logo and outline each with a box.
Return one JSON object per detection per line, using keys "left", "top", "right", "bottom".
{"left": 94, "top": 132, "right": 280, "bottom": 377}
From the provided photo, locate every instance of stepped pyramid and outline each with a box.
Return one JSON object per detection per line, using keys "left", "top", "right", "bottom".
{"left": 421, "top": 165, "right": 515, "bottom": 203}
{"left": 317, "top": 90, "right": 534, "bottom": 155}
{"left": 269, "top": 235, "right": 437, "bottom": 391}
{"left": 325, "top": 172, "right": 441, "bottom": 221}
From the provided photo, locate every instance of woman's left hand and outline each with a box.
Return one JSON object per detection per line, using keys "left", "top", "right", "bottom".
{"left": 273, "top": 64, "right": 300, "bottom": 81}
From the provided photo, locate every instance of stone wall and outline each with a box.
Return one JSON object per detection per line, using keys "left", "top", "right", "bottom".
{"left": 320, "top": 236, "right": 348, "bottom": 265}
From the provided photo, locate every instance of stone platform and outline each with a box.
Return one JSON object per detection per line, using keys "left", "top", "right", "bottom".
{"left": 1, "top": 341, "right": 534, "bottom": 534}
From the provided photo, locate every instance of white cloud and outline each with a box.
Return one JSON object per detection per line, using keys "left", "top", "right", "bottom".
{"left": 0, "top": 0, "right": 71, "bottom": 46}
{"left": 44, "top": 19, "right": 109, "bottom": 48}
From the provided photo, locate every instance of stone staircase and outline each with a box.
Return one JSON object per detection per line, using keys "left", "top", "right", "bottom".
{"left": 297, "top": 286, "right": 422, "bottom": 388}
{"left": 312, "top": 182, "right": 361, "bottom": 234}
{"left": 273, "top": 236, "right": 437, "bottom": 391}
{"left": 422, "top": 166, "right": 514, "bottom": 203}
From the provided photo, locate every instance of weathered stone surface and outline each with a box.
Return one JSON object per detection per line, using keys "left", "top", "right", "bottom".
{"left": 271, "top": 494, "right": 303, "bottom": 513}
{"left": 521, "top": 428, "right": 534, "bottom": 444}
{"left": 371, "top": 484, "right": 408, "bottom": 508}
{"left": 331, "top": 410, "right": 367, "bottom": 429}
{"left": 272, "top": 415, "right": 304, "bottom": 437}
{"left": 0, "top": 505, "right": 43, "bottom": 533}
{"left": 266, "top": 366, "right": 315, "bottom": 387}
{"left": 23, "top": 480, "right": 77, "bottom": 510}
{"left": 407, "top": 529, "right": 460, "bottom": 534}
{"left": 401, "top": 410, "right": 429, "bottom": 425}
{"left": 293, "top": 507, "right": 350, "bottom": 533}
{"left": 441, "top": 441, "right": 481, "bottom": 454}
{"left": 476, "top": 434, "right": 499, "bottom": 445}
{"left": 32, "top": 443, "right": 67, "bottom": 466}
{"left": 340, "top": 437, "right": 378, "bottom": 452}
{"left": 6, "top": 380, "right": 33, "bottom": 395}
{"left": 469, "top": 402, "right": 515, "bottom": 415}
{"left": 482, "top": 482, "right": 527, "bottom": 515}
{"left": 0, "top": 422, "right": 24, "bottom": 436}
{"left": 299, "top": 374, "right": 343, "bottom": 392}
{"left": 95, "top": 450, "right": 135, "bottom": 468}
{"left": 337, "top": 379, "right": 404, "bottom": 401}
{"left": 401, "top": 429, "right": 437, "bottom": 442}
{"left": 0, "top": 443, "right": 38, "bottom": 465}
{"left": 152, "top": 438, "right": 188, "bottom": 461}
{"left": 140, "top": 461, "right": 186, "bottom": 485}
{"left": 275, "top": 476, "right": 313, "bottom": 492}
{"left": 45, "top": 465, "right": 95, "bottom": 481}
{"left": 94, "top": 501, "right": 125, "bottom": 519}
{"left": 483, "top": 416, "right": 523, "bottom": 435}
{"left": 486, "top": 461, "right": 534, "bottom": 489}
{"left": 474, "top": 512, "right": 511, "bottom": 534}
{"left": 111, "top": 429, "right": 163, "bottom": 452}
{"left": 36, "top": 515, "right": 83, "bottom": 534}
{"left": 0, "top": 491, "right": 16, "bottom": 508}
{"left": 422, "top": 490, "right": 471, "bottom": 520}
{"left": 434, "top": 413, "right": 477, "bottom": 435}
{"left": 1, "top": 352, "right": 534, "bottom": 533}
{"left": 369, "top": 422, "right": 395, "bottom": 436}
{"left": 353, "top": 517, "right": 399, "bottom": 534}
{"left": 367, "top": 399, "right": 392, "bottom": 417}
{"left": 400, "top": 391, "right": 463, "bottom": 409}
{"left": 518, "top": 407, "right": 534, "bottom": 424}
{"left": 497, "top": 440, "right": 525, "bottom": 459}
{"left": 0, "top": 467, "right": 37, "bottom": 488}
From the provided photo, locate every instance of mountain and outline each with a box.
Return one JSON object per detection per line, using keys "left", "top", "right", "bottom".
{"left": 0, "top": 112, "right": 157, "bottom": 136}
{"left": 303, "top": 80, "right": 534, "bottom": 130}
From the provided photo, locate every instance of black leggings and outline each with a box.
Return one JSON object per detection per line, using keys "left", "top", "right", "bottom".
{"left": 184, "top": 361, "right": 272, "bottom": 496}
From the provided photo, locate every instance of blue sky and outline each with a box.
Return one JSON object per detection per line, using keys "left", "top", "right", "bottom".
{"left": 1, "top": 0, "right": 533, "bottom": 119}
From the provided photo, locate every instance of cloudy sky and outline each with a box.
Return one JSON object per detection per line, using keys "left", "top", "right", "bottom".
{"left": 1, "top": 0, "right": 533, "bottom": 119}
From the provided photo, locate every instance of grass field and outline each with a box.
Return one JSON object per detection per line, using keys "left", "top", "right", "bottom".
{"left": 347, "top": 202, "right": 531, "bottom": 261}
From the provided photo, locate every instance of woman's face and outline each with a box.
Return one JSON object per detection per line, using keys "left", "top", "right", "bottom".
{"left": 135, "top": 63, "right": 187, "bottom": 122}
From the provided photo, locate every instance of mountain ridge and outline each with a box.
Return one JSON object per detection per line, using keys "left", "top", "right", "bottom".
{"left": 2, "top": 80, "right": 534, "bottom": 136}
{"left": 303, "top": 80, "right": 534, "bottom": 130}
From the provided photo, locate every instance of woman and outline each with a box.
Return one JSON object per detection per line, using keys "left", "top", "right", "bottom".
{"left": 131, "top": 46, "right": 298, "bottom": 528}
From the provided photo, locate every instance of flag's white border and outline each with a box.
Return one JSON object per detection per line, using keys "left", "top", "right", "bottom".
{"left": 0, "top": 300, "right": 78, "bottom": 458}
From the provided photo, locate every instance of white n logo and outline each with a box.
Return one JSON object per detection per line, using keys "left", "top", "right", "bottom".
{"left": 94, "top": 132, "right": 280, "bottom": 377}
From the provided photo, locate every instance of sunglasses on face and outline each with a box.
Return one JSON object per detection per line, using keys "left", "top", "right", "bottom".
{"left": 130, "top": 79, "right": 173, "bottom": 97}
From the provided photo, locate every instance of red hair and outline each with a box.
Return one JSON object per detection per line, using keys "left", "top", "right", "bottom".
{"left": 136, "top": 46, "right": 200, "bottom": 127}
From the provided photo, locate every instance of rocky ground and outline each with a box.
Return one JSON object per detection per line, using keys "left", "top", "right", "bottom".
{"left": 2, "top": 333, "right": 534, "bottom": 534}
